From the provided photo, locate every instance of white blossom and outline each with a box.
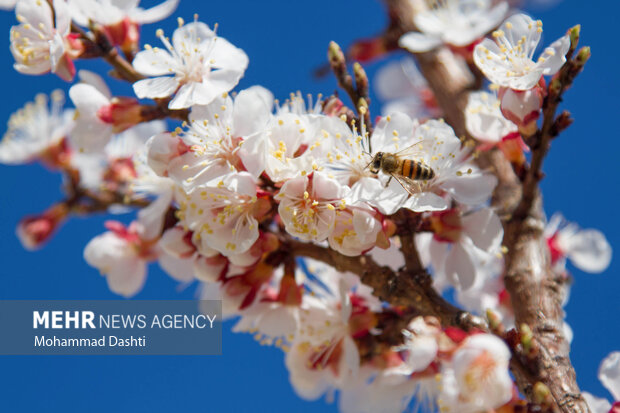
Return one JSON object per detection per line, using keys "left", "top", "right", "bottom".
{"left": 545, "top": 213, "right": 612, "bottom": 274}
{"left": 179, "top": 172, "right": 265, "bottom": 256}
{"left": 473, "top": 13, "right": 570, "bottom": 90}
{"left": 83, "top": 222, "right": 151, "bottom": 297}
{"left": 400, "top": 0, "right": 508, "bottom": 52}
{"left": 132, "top": 21, "right": 249, "bottom": 109}
{"left": 10, "top": 0, "right": 79, "bottom": 81}
{"left": 439, "top": 334, "right": 513, "bottom": 412}
{"left": 375, "top": 57, "right": 440, "bottom": 119}
{"left": 151, "top": 86, "right": 273, "bottom": 192}
{"left": 465, "top": 91, "right": 517, "bottom": 144}
{"left": 68, "top": 0, "right": 179, "bottom": 26}
{"left": 0, "top": 90, "right": 73, "bottom": 164}
{"left": 277, "top": 172, "right": 348, "bottom": 242}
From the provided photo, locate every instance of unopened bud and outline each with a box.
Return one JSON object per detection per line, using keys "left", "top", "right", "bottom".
{"left": 16, "top": 204, "right": 69, "bottom": 250}
{"left": 328, "top": 41, "right": 345, "bottom": 66}
{"left": 575, "top": 46, "right": 591, "bottom": 67}
{"left": 97, "top": 97, "right": 143, "bottom": 133}
{"left": 520, "top": 323, "right": 533, "bottom": 353}
{"left": 353, "top": 62, "right": 369, "bottom": 94}
{"left": 533, "top": 382, "right": 552, "bottom": 406}
{"left": 486, "top": 309, "right": 504, "bottom": 333}
{"left": 568, "top": 25, "right": 581, "bottom": 51}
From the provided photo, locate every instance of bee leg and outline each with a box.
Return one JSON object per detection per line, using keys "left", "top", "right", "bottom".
{"left": 385, "top": 175, "right": 393, "bottom": 188}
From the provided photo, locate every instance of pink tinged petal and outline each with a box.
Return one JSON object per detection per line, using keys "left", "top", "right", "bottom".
{"left": 132, "top": 48, "right": 177, "bottom": 77}
{"left": 193, "top": 256, "right": 226, "bottom": 283}
{"left": 106, "top": 258, "right": 147, "bottom": 297}
{"left": 442, "top": 172, "right": 497, "bottom": 205}
{"left": 599, "top": 352, "right": 620, "bottom": 401}
{"left": 129, "top": 0, "right": 179, "bottom": 24}
{"left": 52, "top": 53, "right": 76, "bottom": 82}
{"left": 313, "top": 171, "right": 345, "bottom": 200}
{"left": 536, "top": 34, "right": 570, "bottom": 75}
{"left": 146, "top": 132, "right": 181, "bottom": 176}
{"left": 233, "top": 86, "right": 273, "bottom": 137}
{"left": 133, "top": 76, "right": 179, "bottom": 99}
{"left": 159, "top": 227, "right": 194, "bottom": 258}
{"left": 462, "top": 208, "right": 503, "bottom": 251}
{"left": 500, "top": 87, "right": 542, "bottom": 124}
{"left": 403, "top": 328, "right": 438, "bottom": 373}
{"left": 209, "top": 37, "right": 249, "bottom": 71}
{"left": 565, "top": 229, "right": 612, "bottom": 273}
{"left": 582, "top": 392, "right": 611, "bottom": 413}
{"left": 399, "top": 32, "right": 442, "bottom": 53}
{"left": 445, "top": 241, "right": 477, "bottom": 290}
{"left": 340, "top": 336, "right": 361, "bottom": 379}
{"left": 285, "top": 347, "right": 330, "bottom": 401}
{"left": 254, "top": 307, "right": 298, "bottom": 338}
{"left": 158, "top": 253, "right": 195, "bottom": 282}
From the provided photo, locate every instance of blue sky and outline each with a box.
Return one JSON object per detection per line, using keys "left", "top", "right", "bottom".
{"left": 0, "top": 0, "right": 618, "bottom": 411}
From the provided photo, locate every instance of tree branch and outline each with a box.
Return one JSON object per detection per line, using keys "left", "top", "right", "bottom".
{"left": 369, "top": 2, "right": 590, "bottom": 412}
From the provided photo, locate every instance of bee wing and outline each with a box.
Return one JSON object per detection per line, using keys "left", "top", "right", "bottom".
{"left": 390, "top": 173, "right": 422, "bottom": 196}
{"left": 393, "top": 140, "right": 426, "bottom": 159}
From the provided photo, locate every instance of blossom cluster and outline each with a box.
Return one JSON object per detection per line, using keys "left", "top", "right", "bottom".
{"left": 0, "top": 1, "right": 612, "bottom": 412}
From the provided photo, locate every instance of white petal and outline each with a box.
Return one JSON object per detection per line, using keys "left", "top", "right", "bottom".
{"left": 565, "top": 229, "right": 612, "bottom": 273}
{"left": 442, "top": 172, "right": 497, "bottom": 205}
{"left": 599, "top": 351, "right": 620, "bottom": 401}
{"left": 78, "top": 70, "right": 111, "bottom": 99}
{"left": 233, "top": 86, "right": 273, "bottom": 137}
{"left": 106, "top": 259, "right": 147, "bottom": 297}
{"left": 536, "top": 35, "right": 571, "bottom": 75}
{"left": 462, "top": 208, "right": 503, "bottom": 251}
{"left": 501, "top": 14, "right": 541, "bottom": 58}
{"left": 133, "top": 76, "right": 179, "bottom": 99}
{"left": 209, "top": 37, "right": 249, "bottom": 71}
{"left": 172, "top": 22, "right": 215, "bottom": 53}
{"left": 445, "top": 242, "right": 477, "bottom": 290}
{"left": 158, "top": 254, "right": 195, "bottom": 282}
{"left": 169, "top": 82, "right": 214, "bottom": 110}
{"left": 132, "top": 49, "right": 177, "bottom": 77}
{"left": 130, "top": 0, "right": 179, "bottom": 24}
{"left": 582, "top": 392, "right": 612, "bottom": 413}
{"left": 399, "top": 32, "right": 442, "bottom": 53}
{"left": 403, "top": 192, "right": 449, "bottom": 212}
{"left": 69, "top": 83, "right": 109, "bottom": 116}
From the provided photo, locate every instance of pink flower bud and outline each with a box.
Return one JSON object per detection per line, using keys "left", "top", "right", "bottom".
{"left": 498, "top": 80, "right": 545, "bottom": 136}
{"left": 16, "top": 204, "right": 68, "bottom": 250}
{"left": 96, "top": 97, "right": 142, "bottom": 133}
{"left": 103, "top": 17, "right": 140, "bottom": 56}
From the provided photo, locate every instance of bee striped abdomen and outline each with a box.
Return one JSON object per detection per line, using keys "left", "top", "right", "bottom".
{"left": 401, "top": 159, "right": 435, "bottom": 180}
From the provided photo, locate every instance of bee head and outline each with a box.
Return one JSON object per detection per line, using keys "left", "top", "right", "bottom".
{"left": 369, "top": 152, "right": 383, "bottom": 173}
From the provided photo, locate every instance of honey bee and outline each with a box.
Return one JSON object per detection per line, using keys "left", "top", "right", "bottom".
{"left": 367, "top": 144, "right": 435, "bottom": 195}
